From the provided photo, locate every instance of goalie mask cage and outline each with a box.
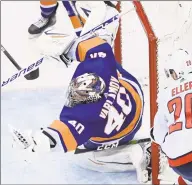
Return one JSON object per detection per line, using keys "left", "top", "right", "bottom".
{"left": 114, "top": 1, "right": 192, "bottom": 184}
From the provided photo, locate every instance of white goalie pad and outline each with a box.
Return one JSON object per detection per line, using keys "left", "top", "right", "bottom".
{"left": 36, "top": 26, "right": 77, "bottom": 57}
{"left": 73, "top": 143, "right": 150, "bottom": 183}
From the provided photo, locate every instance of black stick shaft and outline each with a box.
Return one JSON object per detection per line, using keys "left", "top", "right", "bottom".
{"left": 1, "top": 45, "right": 39, "bottom": 80}
{"left": 1, "top": 45, "right": 21, "bottom": 70}
{"left": 75, "top": 138, "right": 151, "bottom": 154}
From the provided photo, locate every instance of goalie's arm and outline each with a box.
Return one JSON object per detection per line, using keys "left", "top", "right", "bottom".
{"left": 44, "top": 119, "right": 95, "bottom": 153}
{"left": 9, "top": 119, "right": 95, "bottom": 154}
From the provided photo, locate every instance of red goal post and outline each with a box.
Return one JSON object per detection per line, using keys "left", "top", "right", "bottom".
{"left": 114, "top": 1, "right": 160, "bottom": 184}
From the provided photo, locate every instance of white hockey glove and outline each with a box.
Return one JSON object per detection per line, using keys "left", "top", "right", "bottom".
{"left": 137, "top": 142, "right": 152, "bottom": 183}
{"left": 8, "top": 125, "right": 54, "bottom": 153}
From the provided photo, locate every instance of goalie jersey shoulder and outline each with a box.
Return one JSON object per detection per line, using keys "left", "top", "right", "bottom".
{"left": 75, "top": 36, "right": 114, "bottom": 62}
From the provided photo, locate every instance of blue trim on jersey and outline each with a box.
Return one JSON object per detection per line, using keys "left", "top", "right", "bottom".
{"left": 172, "top": 161, "right": 192, "bottom": 181}
{"left": 81, "top": 7, "right": 91, "bottom": 17}
{"left": 62, "top": 1, "right": 76, "bottom": 17}
{"left": 76, "top": 31, "right": 81, "bottom": 37}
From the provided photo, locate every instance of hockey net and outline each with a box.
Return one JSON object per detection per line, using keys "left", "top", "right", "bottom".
{"left": 114, "top": 1, "right": 192, "bottom": 184}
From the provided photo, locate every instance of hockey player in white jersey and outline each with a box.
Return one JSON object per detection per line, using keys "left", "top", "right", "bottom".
{"left": 152, "top": 49, "right": 192, "bottom": 184}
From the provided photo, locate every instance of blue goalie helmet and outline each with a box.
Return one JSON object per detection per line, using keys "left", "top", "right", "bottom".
{"left": 65, "top": 73, "right": 106, "bottom": 107}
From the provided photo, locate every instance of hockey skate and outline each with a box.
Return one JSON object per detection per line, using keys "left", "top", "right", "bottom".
{"left": 28, "top": 2, "right": 59, "bottom": 38}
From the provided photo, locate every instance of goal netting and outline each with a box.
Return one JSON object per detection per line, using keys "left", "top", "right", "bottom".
{"left": 114, "top": 1, "right": 192, "bottom": 184}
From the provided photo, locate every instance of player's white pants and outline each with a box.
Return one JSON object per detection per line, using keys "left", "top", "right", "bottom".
{"left": 72, "top": 144, "right": 144, "bottom": 173}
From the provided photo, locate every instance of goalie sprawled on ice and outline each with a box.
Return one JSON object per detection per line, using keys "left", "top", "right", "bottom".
{"left": 10, "top": 1, "right": 151, "bottom": 184}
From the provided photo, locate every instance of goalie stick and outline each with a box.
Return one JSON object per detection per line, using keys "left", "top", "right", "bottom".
{"left": 74, "top": 138, "right": 151, "bottom": 154}
{"left": 1, "top": 45, "right": 39, "bottom": 80}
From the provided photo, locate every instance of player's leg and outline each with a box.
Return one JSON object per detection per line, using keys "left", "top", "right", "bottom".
{"left": 73, "top": 144, "right": 138, "bottom": 173}
{"left": 62, "top": 1, "right": 84, "bottom": 37}
{"left": 75, "top": 116, "right": 150, "bottom": 183}
{"left": 77, "top": 2, "right": 120, "bottom": 47}
{"left": 172, "top": 162, "right": 192, "bottom": 184}
{"left": 73, "top": 142, "right": 151, "bottom": 183}
{"left": 28, "top": 0, "right": 59, "bottom": 37}
{"left": 95, "top": 5, "right": 120, "bottom": 47}
{"left": 62, "top": 4, "right": 120, "bottom": 65}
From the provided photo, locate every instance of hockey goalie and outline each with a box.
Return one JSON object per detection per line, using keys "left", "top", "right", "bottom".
{"left": 9, "top": 1, "right": 152, "bottom": 184}
{"left": 152, "top": 49, "right": 192, "bottom": 185}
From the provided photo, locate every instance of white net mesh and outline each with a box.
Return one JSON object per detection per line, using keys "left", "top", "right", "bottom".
{"left": 120, "top": 1, "right": 192, "bottom": 89}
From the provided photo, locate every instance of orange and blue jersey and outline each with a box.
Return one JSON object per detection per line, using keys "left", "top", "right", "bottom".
{"left": 47, "top": 38, "right": 144, "bottom": 152}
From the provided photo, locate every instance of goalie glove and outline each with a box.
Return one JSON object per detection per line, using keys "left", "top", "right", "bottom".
{"left": 60, "top": 53, "right": 73, "bottom": 67}
{"left": 48, "top": 53, "right": 73, "bottom": 67}
{"left": 8, "top": 125, "right": 56, "bottom": 153}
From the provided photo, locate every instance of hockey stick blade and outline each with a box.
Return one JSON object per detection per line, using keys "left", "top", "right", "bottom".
{"left": 24, "top": 68, "right": 39, "bottom": 80}
{"left": 1, "top": 45, "right": 39, "bottom": 80}
{"left": 74, "top": 138, "right": 151, "bottom": 154}
{"left": 1, "top": 58, "right": 43, "bottom": 87}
